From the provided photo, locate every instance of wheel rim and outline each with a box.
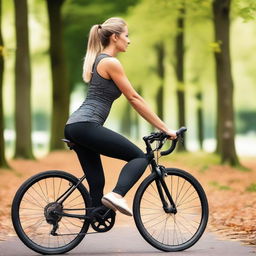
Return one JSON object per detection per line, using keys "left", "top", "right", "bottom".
{"left": 18, "top": 176, "right": 87, "bottom": 250}
{"left": 139, "top": 174, "right": 204, "bottom": 247}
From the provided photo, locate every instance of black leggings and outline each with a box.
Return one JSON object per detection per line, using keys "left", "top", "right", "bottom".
{"left": 64, "top": 122, "right": 148, "bottom": 207}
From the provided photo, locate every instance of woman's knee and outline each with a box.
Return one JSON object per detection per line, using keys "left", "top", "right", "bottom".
{"left": 129, "top": 147, "right": 146, "bottom": 160}
{"left": 137, "top": 151, "right": 146, "bottom": 159}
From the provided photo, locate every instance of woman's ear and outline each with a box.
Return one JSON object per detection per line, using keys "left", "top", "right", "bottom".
{"left": 110, "top": 33, "right": 118, "bottom": 43}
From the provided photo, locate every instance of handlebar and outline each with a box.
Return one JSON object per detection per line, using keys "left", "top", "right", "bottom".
{"left": 143, "top": 127, "right": 187, "bottom": 156}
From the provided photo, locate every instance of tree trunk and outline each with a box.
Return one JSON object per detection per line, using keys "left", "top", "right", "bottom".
{"left": 120, "top": 101, "right": 132, "bottom": 137}
{"left": 175, "top": 4, "right": 186, "bottom": 150}
{"left": 196, "top": 91, "right": 204, "bottom": 149}
{"left": 13, "top": 0, "right": 34, "bottom": 159}
{"left": 213, "top": 0, "right": 239, "bottom": 165}
{"left": 155, "top": 42, "right": 165, "bottom": 121}
{"left": 0, "top": 0, "right": 9, "bottom": 168}
{"left": 135, "top": 86, "right": 142, "bottom": 140}
{"left": 46, "top": 0, "right": 69, "bottom": 150}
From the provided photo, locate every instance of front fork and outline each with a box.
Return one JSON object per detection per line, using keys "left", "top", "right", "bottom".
{"left": 155, "top": 166, "right": 177, "bottom": 214}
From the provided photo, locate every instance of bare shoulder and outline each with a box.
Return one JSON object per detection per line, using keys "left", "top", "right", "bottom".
{"left": 100, "top": 57, "right": 124, "bottom": 72}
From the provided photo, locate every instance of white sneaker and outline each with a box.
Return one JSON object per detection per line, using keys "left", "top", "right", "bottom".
{"left": 101, "top": 192, "right": 133, "bottom": 216}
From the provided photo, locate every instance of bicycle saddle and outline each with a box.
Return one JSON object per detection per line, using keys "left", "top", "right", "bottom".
{"left": 61, "top": 138, "right": 75, "bottom": 150}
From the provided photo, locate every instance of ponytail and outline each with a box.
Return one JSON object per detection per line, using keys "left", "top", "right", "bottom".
{"left": 82, "top": 17, "right": 126, "bottom": 83}
{"left": 83, "top": 25, "right": 102, "bottom": 83}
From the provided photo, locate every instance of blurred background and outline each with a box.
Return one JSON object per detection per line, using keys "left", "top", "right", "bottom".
{"left": 0, "top": 0, "right": 256, "bottom": 167}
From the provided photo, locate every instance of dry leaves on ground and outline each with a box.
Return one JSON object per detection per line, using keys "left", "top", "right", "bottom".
{"left": 0, "top": 151, "right": 255, "bottom": 246}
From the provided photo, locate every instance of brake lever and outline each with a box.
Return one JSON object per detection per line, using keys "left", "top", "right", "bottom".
{"left": 176, "top": 127, "right": 187, "bottom": 147}
{"left": 179, "top": 133, "right": 185, "bottom": 146}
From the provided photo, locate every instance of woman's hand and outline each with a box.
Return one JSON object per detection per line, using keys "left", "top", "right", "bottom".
{"left": 165, "top": 129, "right": 177, "bottom": 140}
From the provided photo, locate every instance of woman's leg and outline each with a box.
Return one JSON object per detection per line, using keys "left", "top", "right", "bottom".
{"left": 65, "top": 122, "right": 149, "bottom": 197}
{"left": 73, "top": 145, "right": 105, "bottom": 207}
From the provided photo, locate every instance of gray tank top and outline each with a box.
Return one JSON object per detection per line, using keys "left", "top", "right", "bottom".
{"left": 66, "top": 54, "right": 122, "bottom": 125}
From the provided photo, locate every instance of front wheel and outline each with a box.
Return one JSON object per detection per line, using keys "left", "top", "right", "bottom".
{"left": 12, "top": 170, "right": 91, "bottom": 255}
{"left": 133, "top": 168, "right": 208, "bottom": 252}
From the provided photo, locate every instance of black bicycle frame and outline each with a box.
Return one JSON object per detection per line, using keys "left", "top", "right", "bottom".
{"left": 149, "top": 160, "right": 177, "bottom": 212}
{"left": 56, "top": 174, "right": 87, "bottom": 204}
{"left": 51, "top": 175, "right": 94, "bottom": 220}
{"left": 145, "top": 139, "right": 177, "bottom": 213}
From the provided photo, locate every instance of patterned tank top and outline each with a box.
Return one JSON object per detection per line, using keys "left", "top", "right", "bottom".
{"left": 66, "top": 53, "right": 122, "bottom": 125}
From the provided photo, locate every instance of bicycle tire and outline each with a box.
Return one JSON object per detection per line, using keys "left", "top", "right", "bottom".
{"left": 133, "top": 168, "right": 208, "bottom": 252}
{"left": 12, "top": 170, "right": 91, "bottom": 255}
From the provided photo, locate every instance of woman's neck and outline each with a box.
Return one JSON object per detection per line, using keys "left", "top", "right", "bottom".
{"left": 102, "top": 46, "right": 118, "bottom": 57}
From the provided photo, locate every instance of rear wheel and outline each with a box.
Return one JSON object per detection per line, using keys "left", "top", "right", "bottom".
{"left": 133, "top": 168, "right": 208, "bottom": 252}
{"left": 12, "top": 170, "right": 91, "bottom": 255}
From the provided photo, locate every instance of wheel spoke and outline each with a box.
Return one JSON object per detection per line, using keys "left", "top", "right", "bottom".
{"left": 141, "top": 197, "right": 161, "bottom": 208}
{"left": 57, "top": 178, "right": 63, "bottom": 201}
{"left": 66, "top": 201, "right": 85, "bottom": 209}
{"left": 65, "top": 193, "right": 83, "bottom": 206}
{"left": 176, "top": 179, "right": 186, "bottom": 203}
{"left": 37, "top": 181, "right": 49, "bottom": 203}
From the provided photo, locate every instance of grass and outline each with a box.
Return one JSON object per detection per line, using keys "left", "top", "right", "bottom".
{"left": 165, "top": 151, "right": 220, "bottom": 173}
{"left": 246, "top": 183, "right": 256, "bottom": 192}
{"left": 164, "top": 150, "right": 253, "bottom": 173}
{"left": 209, "top": 181, "right": 231, "bottom": 191}
{"left": 236, "top": 164, "right": 252, "bottom": 172}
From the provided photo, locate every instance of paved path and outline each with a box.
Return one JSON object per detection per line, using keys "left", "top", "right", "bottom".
{"left": 0, "top": 228, "right": 255, "bottom": 256}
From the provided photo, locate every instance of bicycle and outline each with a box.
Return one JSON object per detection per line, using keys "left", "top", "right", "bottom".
{"left": 11, "top": 127, "right": 209, "bottom": 254}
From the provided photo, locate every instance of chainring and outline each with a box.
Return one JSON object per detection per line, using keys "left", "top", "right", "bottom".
{"left": 90, "top": 207, "right": 116, "bottom": 232}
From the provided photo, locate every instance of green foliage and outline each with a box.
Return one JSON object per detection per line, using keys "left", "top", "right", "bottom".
{"left": 246, "top": 183, "right": 256, "bottom": 192}
{"left": 62, "top": 0, "right": 139, "bottom": 90}
{"left": 164, "top": 151, "right": 220, "bottom": 173}
{"left": 209, "top": 41, "right": 222, "bottom": 53}
{"left": 1, "top": 0, "right": 256, "bottom": 159}
{"left": 185, "top": 0, "right": 212, "bottom": 21}
{"left": 233, "top": 0, "right": 256, "bottom": 21}
{"left": 236, "top": 164, "right": 252, "bottom": 172}
{"left": 209, "top": 181, "right": 231, "bottom": 190}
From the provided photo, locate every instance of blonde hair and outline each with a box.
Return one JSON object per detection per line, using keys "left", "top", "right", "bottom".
{"left": 83, "top": 17, "right": 127, "bottom": 83}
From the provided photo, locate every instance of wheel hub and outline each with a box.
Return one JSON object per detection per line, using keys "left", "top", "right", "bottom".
{"left": 44, "top": 202, "right": 63, "bottom": 224}
{"left": 164, "top": 206, "right": 177, "bottom": 214}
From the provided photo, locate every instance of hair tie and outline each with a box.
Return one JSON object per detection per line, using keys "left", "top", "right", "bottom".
{"left": 98, "top": 24, "right": 102, "bottom": 29}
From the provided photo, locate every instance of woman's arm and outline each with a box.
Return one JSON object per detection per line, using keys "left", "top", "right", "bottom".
{"left": 104, "top": 58, "right": 177, "bottom": 139}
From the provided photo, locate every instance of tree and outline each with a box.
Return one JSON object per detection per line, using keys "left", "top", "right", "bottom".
{"left": 196, "top": 86, "right": 204, "bottom": 149}
{"left": 213, "top": 0, "right": 239, "bottom": 165}
{"left": 13, "top": 0, "right": 34, "bottom": 159}
{"left": 63, "top": 0, "right": 139, "bottom": 90}
{"left": 134, "top": 86, "right": 142, "bottom": 140}
{"left": 185, "top": 0, "right": 212, "bottom": 150}
{"left": 0, "top": 0, "right": 9, "bottom": 168}
{"left": 120, "top": 102, "right": 132, "bottom": 137}
{"left": 175, "top": 2, "right": 186, "bottom": 150}
{"left": 46, "top": 0, "right": 69, "bottom": 150}
{"left": 155, "top": 42, "right": 165, "bottom": 121}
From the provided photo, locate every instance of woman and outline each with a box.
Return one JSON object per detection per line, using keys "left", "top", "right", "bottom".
{"left": 64, "top": 17, "right": 177, "bottom": 216}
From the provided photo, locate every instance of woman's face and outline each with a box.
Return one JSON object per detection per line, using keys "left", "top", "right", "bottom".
{"left": 115, "top": 26, "right": 130, "bottom": 52}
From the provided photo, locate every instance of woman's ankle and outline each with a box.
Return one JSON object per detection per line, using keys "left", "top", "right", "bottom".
{"left": 110, "top": 191, "right": 123, "bottom": 199}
